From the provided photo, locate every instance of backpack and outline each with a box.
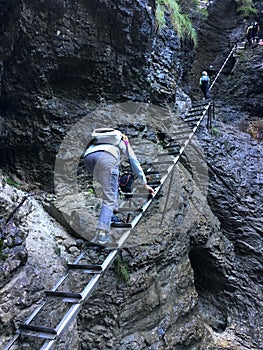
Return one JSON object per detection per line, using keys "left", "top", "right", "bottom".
{"left": 252, "top": 22, "right": 259, "bottom": 35}
{"left": 201, "top": 76, "right": 209, "bottom": 84}
{"left": 119, "top": 172, "right": 134, "bottom": 198}
{"left": 90, "top": 128, "right": 123, "bottom": 146}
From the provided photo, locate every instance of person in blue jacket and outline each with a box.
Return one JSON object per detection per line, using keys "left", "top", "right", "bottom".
{"left": 83, "top": 128, "right": 154, "bottom": 247}
{"left": 200, "top": 71, "right": 210, "bottom": 100}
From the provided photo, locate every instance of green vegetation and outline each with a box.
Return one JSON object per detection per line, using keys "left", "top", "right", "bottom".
{"left": 235, "top": 0, "right": 257, "bottom": 18}
{"left": 115, "top": 255, "right": 130, "bottom": 285}
{"left": 156, "top": 2, "right": 166, "bottom": 29}
{"left": 54, "top": 246, "right": 61, "bottom": 256}
{"left": 5, "top": 177, "right": 21, "bottom": 188}
{"left": 87, "top": 187, "right": 95, "bottom": 195}
{"left": 156, "top": 0, "right": 198, "bottom": 46}
{"left": 210, "top": 124, "right": 220, "bottom": 137}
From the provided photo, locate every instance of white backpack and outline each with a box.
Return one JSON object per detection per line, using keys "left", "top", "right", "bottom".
{"left": 91, "top": 128, "right": 123, "bottom": 146}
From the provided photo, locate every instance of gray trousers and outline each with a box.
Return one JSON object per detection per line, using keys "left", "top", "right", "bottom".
{"left": 84, "top": 151, "right": 119, "bottom": 232}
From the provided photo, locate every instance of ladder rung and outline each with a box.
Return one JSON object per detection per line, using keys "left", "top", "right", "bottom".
{"left": 184, "top": 114, "right": 202, "bottom": 120}
{"left": 163, "top": 143, "right": 180, "bottom": 149}
{"left": 157, "top": 152, "right": 172, "bottom": 157}
{"left": 191, "top": 101, "right": 210, "bottom": 107}
{"left": 171, "top": 125, "right": 189, "bottom": 130}
{"left": 161, "top": 148, "right": 180, "bottom": 154}
{"left": 146, "top": 167, "right": 168, "bottom": 174}
{"left": 84, "top": 242, "right": 119, "bottom": 250}
{"left": 145, "top": 170, "right": 161, "bottom": 175}
{"left": 158, "top": 147, "right": 181, "bottom": 157}
{"left": 119, "top": 192, "right": 153, "bottom": 199}
{"left": 162, "top": 149, "right": 181, "bottom": 156}
{"left": 184, "top": 117, "right": 200, "bottom": 123}
{"left": 172, "top": 135, "right": 189, "bottom": 141}
{"left": 187, "top": 111, "right": 204, "bottom": 116}
{"left": 19, "top": 324, "right": 57, "bottom": 340}
{"left": 147, "top": 180, "right": 161, "bottom": 186}
{"left": 153, "top": 160, "right": 175, "bottom": 165}
{"left": 45, "top": 291, "right": 82, "bottom": 302}
{"left": 67, "top": 263, "right": 102, "bottom": 272}
{"left": 188, "top": 107, "right": 206, "bottom": 112}
{"left": 190, "top": 106, "right": 208, "bottom": 111}
{"left": 184, "top": 116, "right": 202, "bottom": 122}
{"left": 111, "top": 222, "right": 132, "bottom": 228}
{"left": 171, "top": 130, "right": 189, "bottom": 136}
{"left": 117, "top": 207, "right": 143, "bottom": 213}
{"left": 190, "top": 107, "right": 206, "bottom": 112}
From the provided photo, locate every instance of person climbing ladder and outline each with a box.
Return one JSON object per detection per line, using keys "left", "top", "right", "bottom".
{"left": 246, "top": 21, "right": 260, "bottom": 47}
{"left": 83, "top": 128, "right": 155, "bottom": 247}
{"left": 199, "top": 71, "right": 210, "bottom": 100}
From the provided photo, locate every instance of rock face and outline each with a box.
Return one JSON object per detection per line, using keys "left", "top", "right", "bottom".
{"left": 0, "top": 0, "right": 184, "bottom": 188}
{"left": 0, "top": 148, "right": 222, "bottom": 350}
{"left": 0, "top": 0, "right": 263, "bottom": 350}
{"left": 0, "top": 173, "right": 80, "bottom": 347}
{"left": 189, "top": 1, "right": 263, "bottom": 349}
{"left": 195, "top": 124, "right": 262, "bottom": 350}
{"left": 190, "top": 0, "right": 242, "bottom": 99}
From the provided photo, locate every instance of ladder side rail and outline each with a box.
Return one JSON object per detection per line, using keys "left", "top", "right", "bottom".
{"left": 40, "top": 300, "right": 85, "bottom": 350}
{"left": 3, "top": 245, "right": 93, "bottom": 348}
{"left": 128, "top": 106, "right": 206, "bottom": 227}
{"left": 2, "top": 300, "right": 49, "bottom": 350}
{"left": 210, "top": 45, "right": 236, "bottom": 91}
{"left": 149, "top": 104, "right": 209, "bottom": 226}
{"left": 41, "top": 249, "right": 120, "bottom": 350}
{"left": 48, "top": 248, "right": 90, "bottom": 293}
{"left": 114, "top": 229, "right": 131, "bottom": 248}
{"left": 3, "top": 334, "right": 20, "bottom": 350}
{"left": 144, "top": 101, "right": 210, "bottom": 209}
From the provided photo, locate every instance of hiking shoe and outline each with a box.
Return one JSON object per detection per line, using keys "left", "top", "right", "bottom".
{"left": 95, "top": 232, "right": 118, "bottom": 248}
{"left": 90, "top": 232, "right": 100, "bottom": 243}
{"left": 111, "top": 214, "right": 122, "bottom": 223}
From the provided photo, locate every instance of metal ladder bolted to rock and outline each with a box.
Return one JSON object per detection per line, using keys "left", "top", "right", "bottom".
{"left": 3, "top": 46, "right": 237, "bottom": 350}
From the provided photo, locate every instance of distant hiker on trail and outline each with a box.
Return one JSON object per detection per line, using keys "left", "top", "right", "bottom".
{"left": 83, "top": 128, "right": 155, "bottom": 247}
{"left": 199, "top": 71, "right": 210, "bottom": 100}
{"left": 246, "top": 22, "right": 260, "bottom": 47}
{"left": 252, "top": 21, "right": 260, "bottom": 41}
{"left": 246, "top": 24, "right": 253, "bottom": 47}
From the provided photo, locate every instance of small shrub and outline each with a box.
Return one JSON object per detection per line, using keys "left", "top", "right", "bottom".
{"left": 87, "top": 187, "right": 95, "bottom": 195}
{"left": 5, "top": 177, "right": 21, "bottom": 188}
{"left": 235, "top": 0, "right": 257, "bottom": 18}
{"left": 54, "top": 246, "right": 61, "bottom": 256}
{"left": 156, "top": 0, "right": 198, "bottom": 46}
{"left": 156, "top": 2, "right": 166, "bottom": 31}
{"left": 115, "top": 255, "right": 130, "bottom": 285}
{"left": 210, "top": 124, "right": 220, "bottom": 137}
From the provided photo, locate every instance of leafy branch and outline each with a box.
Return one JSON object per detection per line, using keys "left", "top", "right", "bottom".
{"left": 156, "top": 0, "right": 198, "bottom": 46}
{"left": 235, "top": 0, "right": 257, "bottom": 18}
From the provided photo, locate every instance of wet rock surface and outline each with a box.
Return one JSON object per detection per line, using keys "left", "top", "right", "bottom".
{"left": 197, "top": 123, "right": 262, "bottom": 342}
{"left": 0, "top": 0, "right": 262, "bottom": 349}
{"left": 0, "top": 0, "right": 185, "bottom": 189}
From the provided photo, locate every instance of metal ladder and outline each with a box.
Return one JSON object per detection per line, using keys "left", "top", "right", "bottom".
{"left": 3, "top": 44, "right": 239, "bottom": 350}
{"left": 3, "top": 99, "right": 212, "bottom": 350}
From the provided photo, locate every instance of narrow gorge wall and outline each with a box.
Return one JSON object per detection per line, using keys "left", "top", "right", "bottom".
{"left": 0, "top": 0, "right": 262, "bottom": 349}
{"left": 0, "top": 0, "right": 185, "bottom": 188}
